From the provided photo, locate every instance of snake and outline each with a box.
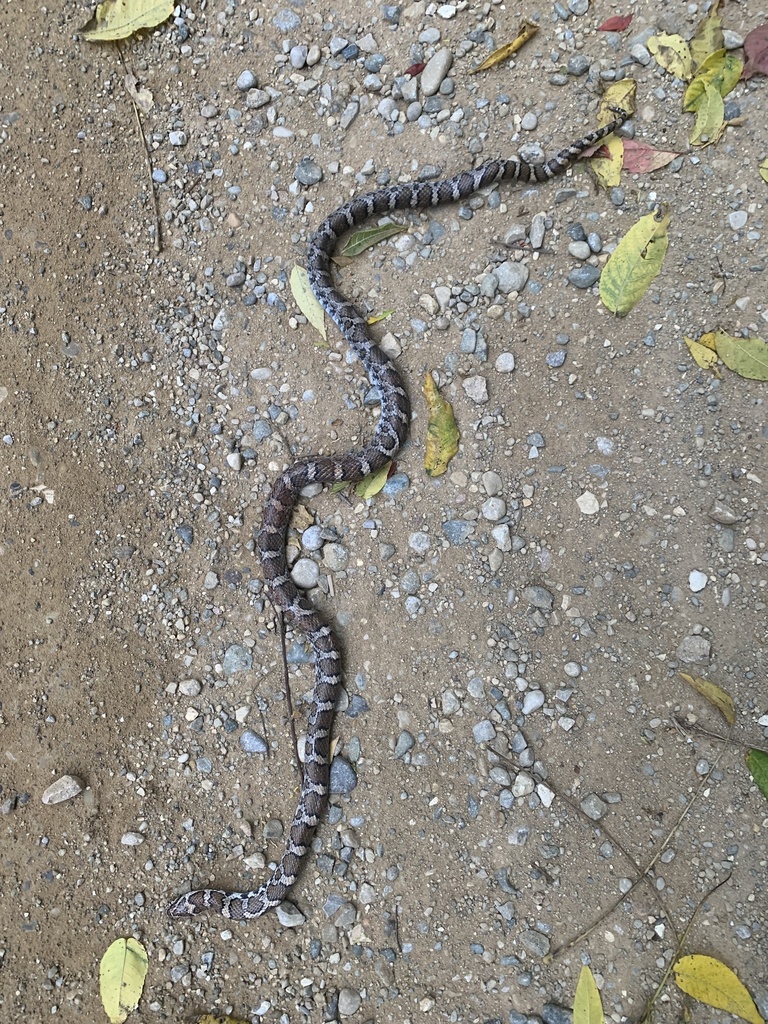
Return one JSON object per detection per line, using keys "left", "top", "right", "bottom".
{"left": 167, "top": 108, "right": 629, "bottom": 922}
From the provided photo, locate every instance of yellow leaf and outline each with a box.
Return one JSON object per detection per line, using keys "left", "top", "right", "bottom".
{"left": 590, "top": 134, "right": 624, "bottom": 189}
{"left": 598, "top": 80, "right": 637, "bottom": 125}
{"left": 80, "top": 0, "right": 174, "bottom": 41}
{"left": 648, "top": 33, "right": 694, "bottom": 81}
{"left": 367, "top": 309, "right": 394, "bottom": 325}
{"left": 290, "top": 266, "right": 327, "bottom": 341}
{"left": 714, "top": 331, "right": 768, "bottom": 381}
{"left": 690, "top": 82, "right": 725, "bottom": 147}
{"left": 760, "top": 157, "right": 768, "bottom": 184}
{"left": 679, "top": 672, "right": 735, "bottom": 726}
{"left": 100, "top": 938, "right": 148, "bottom": 1024}
{"left": 599, "top": 204, "right": 670, "bottom": 317}
{"left": 684, "top": 51, "right": 743, "bottom": 112}
{"left": 684, "top": 337, "right": 719, "bottom": 373}
{"left": 573, "top": 966, "right": 605, "bottom": 1024}
{"left": 423, "top": 373, "right": 459, "bottom": 477}
{"left": 470, "top": 20, "right": 538, "bottom": 72}
{"left": 690, "top": 3, "right": 724, "bottom": 70}
{"left": 354, "top": 461, "right": 391, "bottom": 499}
{"left": 674, "top": 955, "right": 765, "bottom": 1024}
{"left": 197, "top": 1015, "right": 251, "bottom": 1024}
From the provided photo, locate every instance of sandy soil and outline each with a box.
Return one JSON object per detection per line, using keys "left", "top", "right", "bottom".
{"left": 0, "top": 1, "right": 766, "bottom": 1021}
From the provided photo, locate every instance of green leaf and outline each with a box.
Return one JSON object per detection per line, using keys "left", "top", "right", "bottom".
{"left": 573, "top": 966, "right": 605, "bottom": 1024}
{"left": 690, "top": 82, "right": 725, "bottom": 147}
{"left": 746, "top": 749, "right": 768, "bottom": 802}
{"left": 355, "top": 461, "right": 391, "bottom": 499}
{"left": 679, "top": 672, "right": 735, "bottom": 726}
{"left": 714, "top": 331, "right": 768, "bottom": 380}
{"left": 290, "top": 265, "right": 327, "bottom": 341}
{"left": 423, "top": 373, "right": 459, "bottom": 477}
{"left": 338, "top": 223, "right": 404, "bottom": 259}
{"left": 683, "top": 51, "right": 743, "bottom": 112}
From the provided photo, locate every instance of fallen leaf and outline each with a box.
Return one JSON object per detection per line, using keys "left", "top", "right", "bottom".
{"left": 673, "top": 955, "right": 765, "bottom": 1024}
{"left": 403, "top": 62, "right": 425, "bottom": 77}
{"left": 80, "top": 0, "right": 174, "bottom": 41}
{"left": 124, "top": 72, "right": 154, "bottom": 114}
{"left": 423, "top": 373, "right": 459, "bottom": 477}
{"left": 742, "top": 23, "right": 768, "bottom": 80}
{"left": 470, "top": 20, "right": 538, "bottom": 73}
{"left": 100, "top": 938, "right": 148, "bottom": 1024}
{"left": 590, "top": 135, "right": 624, "bottom": 188}
{"left": 690, "top": 2, "right": 724, "bottom": 70}
{"left": 648, "top": 32, "right": 693, "bottom": 81}
{"left": 366, "top": 309, "right": 394, "bottom": 325}
{"left": 689, "top": 81, "right": 725, "bottom": 147}
{"left": 336, "top": 223, "right": 403, "bottom": 260}
{"left": 684, "top": 51, "right": 743, "bottom": 112}
{"left": 290, "top": 266, "right": 326, "bottom": 341}
{"left": 684, "top": 336, "right": 719, "bottom": 373}
{"left": 760, "top": 157, "right": 768, "bottom": 184}
{"left": 745, "top": 749, "right": 768, "bottom": 802}
{"left": 197, "top": 1015, "right": 251, "bottom": 1024}
{"left": 355, "top": 461, "right": 392, "bottom": 499}
{"left": 621, "top": 139, "right": 681, "bottom": 173}
{"left": 599, "top": 79, "right": 636, "bottom": 123}
{"left": 573, "top": 966, "right": 604, "bottom": 1024}
{"left": 714, "top": 331, "right": 768, "bottom": 380}
{"left": 679, "top": 672, "right": 735, "bottom": 726}
{"left": 599, "top": 204, "right": 670, "bottom": 317}
{"left": 597, "top": 14, "right": 633, "bottom": 32}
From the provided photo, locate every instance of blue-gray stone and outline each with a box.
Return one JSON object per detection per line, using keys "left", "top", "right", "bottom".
{"left": 568, "top": 265, "right": 601, "bottom": 289}
{"left": 240, "top": 730, "right": 268, "bottom": 754}
{"left": 222, "top": 644, "right": 252, "bottom": 674}
{"left": 329, "top": 756, "right": 358, "bottom": 794}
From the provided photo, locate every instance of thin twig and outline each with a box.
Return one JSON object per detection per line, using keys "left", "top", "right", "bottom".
{"left": 674, "top": 715, "right": 768, "bottom": 754}
{"left": 274, "top": 606, "right": 303, "bottom": 783}
{"left": 116, "top": 44, "right": 162, "bottom": 253}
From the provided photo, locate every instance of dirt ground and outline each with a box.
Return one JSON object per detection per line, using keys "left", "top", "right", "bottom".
{"left": 0, "top": 0, "right": 766, "bottom": 1021}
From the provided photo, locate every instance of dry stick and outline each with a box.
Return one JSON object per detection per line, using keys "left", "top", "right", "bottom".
{"left": 116, "top": 44, "right": 162, "bottom": 254}
{"left": 274, "top": 606, "right": 303, "bottom": 783}
{"left": 674, "top": 715, "right": 768, "bottom": 755}
{"left": 638, "top": 872, "right": 733, "bottom": 1024}
{"left": 544, "top": 721, "right": 733, "bottom": 962}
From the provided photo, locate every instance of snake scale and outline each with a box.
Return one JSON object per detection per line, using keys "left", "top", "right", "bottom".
{"left": 167, "top": 109, "right": 629, "bottom": 922}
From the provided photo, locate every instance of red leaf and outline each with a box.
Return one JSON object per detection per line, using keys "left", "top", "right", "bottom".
{"left": 597, "top": 14, "right": 633, "bottom": 32}
{"left": 742, "top": 23, "right": 768, "bottom": 79}
{"left": 621, "top": 139, "right": 681, "bottom": 173}
{"left": 403, "top": 62, "right": 426, "bottom": 77}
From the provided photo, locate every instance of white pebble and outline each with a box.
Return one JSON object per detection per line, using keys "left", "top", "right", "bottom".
{"left": 576, "top": 490, "right": 600, "bottom": 515}
{"left": 689, "top": 570, "right": 708, "bottom": 593}
{"left": 121, "top": 832, "right": 145, "bottom": 846}
{"left": 41, "top": 775, "right": 83, "bottom": 805}
{"left": 495, "top": 352, "right": 516, "bottom": 373}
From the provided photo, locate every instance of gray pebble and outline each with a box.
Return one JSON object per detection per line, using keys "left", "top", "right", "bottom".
{"left": 168, "top": 130, "right": 187, "bottom": 147}
{"left": 400, "top": 569, "right": 420, "bottom": 595}
{"left": 568, "top": 240, "right": 592, "bottom": 260}
{"left": 301, "top": 525, "right": 324, "bottom": 551}
{"left": 291, "top": 558, "right": 320, "bottom": 589}
{"left": 442, "top": 520, "right": 475, "bottom": 544}
{"left": 522, "top": 690, "right": 545, "bottom": 715}
{"left": 481, "top": 497, "right": 506, "bottom": 521}
{"left": 568, "top": 265, "right": 601, "bottom": 288}
{"left": 275, "top": 901, "right": 306, "bottom": 927}
{"left": 567, "top": 54, "right": 589, "bottom": 76}
{"left": 421, "top": 47, "right": 453, "bottom": 96}
{"left": 580, "top": 793, "right": 608, "bottom": 820}
{"left": 330, "top": 756, "right": 358, "bottom": 794}
{"left": 236, "top": 69, "right": 256, "bottom": 91}
{"left": 338, "top": 988, "right": 362, "bottom": 1017}
{"left": 295, "top": 158, "right": 323, "bottom": 186}
{"left": 542, "top": 1004, "right": 574, "bottom": 1024}
{"left": 630, "top": 43, "right": 652, "bottom": 65}
{"left": 473, "top": 719, "right": 496, "bottom": 743}
{"left": 522, "top": 585, "right": 553, "bottom": 610}
{"left": 394, "top": 731, "right": 415, "bottom": 758}
{"left": 273, "top": 8, "right": 301, "bottom": 31}
{"left": 708, "top": 501, "right": 740, "bottom": 524}
{"left": 382, "top": 472, "right": 409, "bottom": 497}
{"left": 462, "top": 376, "right": 488, "bottom": 403}
{"left": 240, "top": 730, "right": 268, "bottom": 754}
{"left": 529, "top": 212, "right": 547, "bottom": 249}
{"left": 521, "top": 111, "right": 538, "bottom": 131}
{"left": 546, "top": 350, "right": 566, "bottom": 368}
{"left": 567, "top": 0, "right": 589, "bottom": 12}
{"left": 728, "top": 210, "right": 748, "bottom": 231}
{"left": 290, "top": 44, "right": 308, "bottom": 69}
{"left": 587, "top": 231, "right": 602, "bottom": 253}
{"left": 494, "top": 260, "right": 529, "bottom": 294}
{"left": 178, "top": 678, "right": 201, "bottom": 696}
{"left": 222, "top": 643, "right": 252, "bottom": 674}
{"left": 152, "top": 168, "right": 167, "bottom": 184}
{"left": 246, "top": 88, "right": 271, "bottom": 110}
{"left": 121, "top": 831, "right": 145, "bottom": 846}
{"left": 408, "top": 531, "right": 431, "bottom": 555}
{"left": 520, "top": 930, "right": 551, "bottom": 957}
{"left": 676, "top": 635, "right": 711, "bottom": 664}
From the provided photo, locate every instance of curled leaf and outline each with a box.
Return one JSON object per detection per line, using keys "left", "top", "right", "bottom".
{"left": 689, "top": 82, "right": 725, "bottom": 147}
{"left": 470, "top": 20, "right": 538, "bottom": 73}
{"left": 679, "top": 672, "right": 735, "bottom": 726}
{"left": 684, "top": 336, "right": 719, "bottom": 373}
{"left": 599, "top": 204, "right": 670, "bottom": 316}
{"left": 673, "top": 955, "right": 764, "bottom": 1024}
{"left": 423, "top": 373, "right": 459, "bottom": 477}
{"left": 684, "top": 51, "right": 743, "bottom": 112}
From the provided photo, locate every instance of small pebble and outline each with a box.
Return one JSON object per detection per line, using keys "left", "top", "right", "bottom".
{"left": 42, "top": 775, "right": 84, "bottom": 805}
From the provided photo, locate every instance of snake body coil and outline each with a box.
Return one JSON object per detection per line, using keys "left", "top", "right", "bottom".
{"left": 167, "top": 111, "right": 628, "bottom": 921}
